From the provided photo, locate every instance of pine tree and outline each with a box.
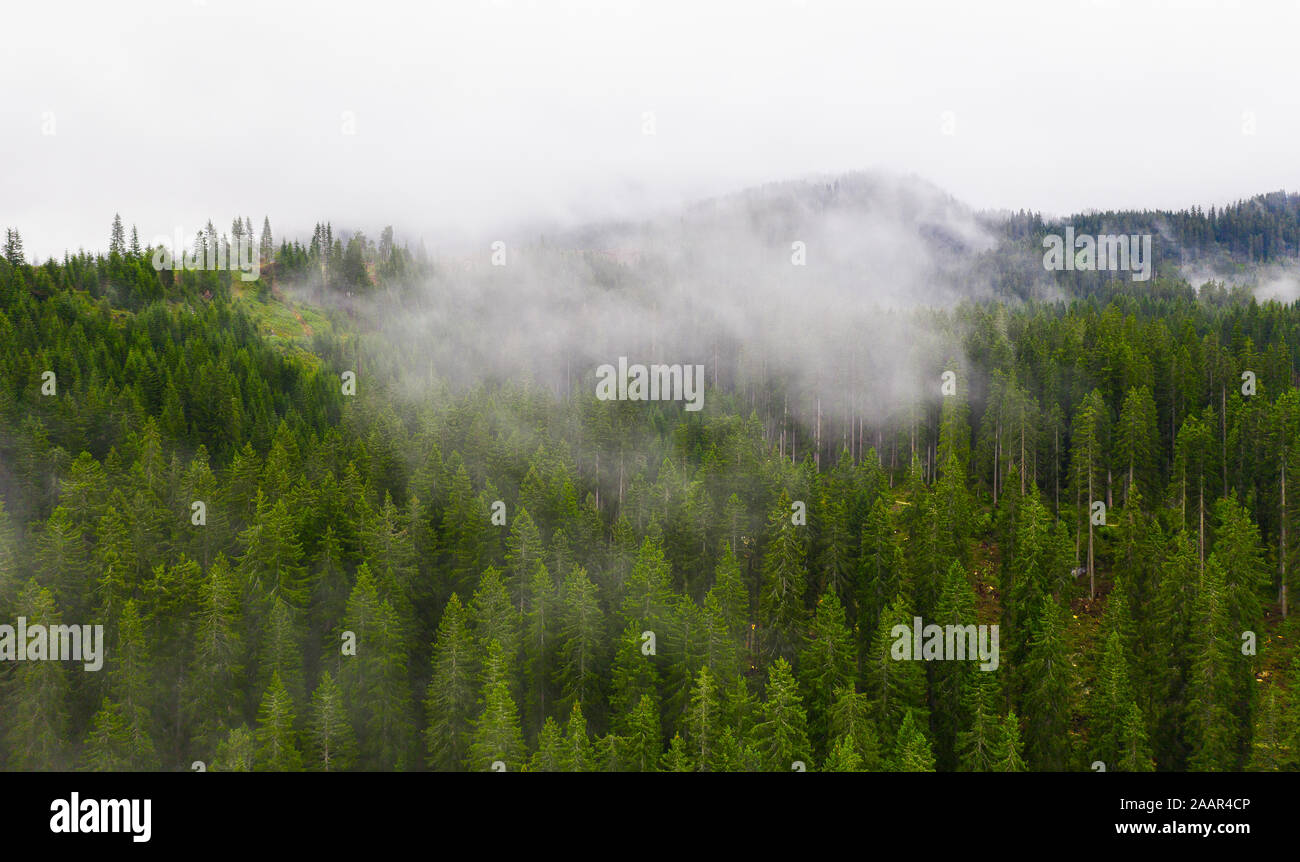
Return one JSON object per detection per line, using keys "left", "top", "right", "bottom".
{"left": 1247, "top": 687, "right": 1290, "bottom": 771}
{"left": 1116, "top": 385, "right": 1160, "bottom": 507}
{"left": 957, "top": 674, "right": 1002, "bottom": 771}
{"left": 797, "top": 589, "right": 855, "bottom": 759}
{"left": 1116, "top": 703, "right": 1156, "bottom": 772}
{"left": 661, "top": 733, "right": 694, "bottom": 772}
{"left": 109, "top": 599, "right": 159, "bottom": 769}
{"left": 563, "top": 701, "right": 594, "bottom": 772}
{"left": 1070, "top": 389, "right": 1111, "bottom": 599}
{"left": 83, "top": 698, "right": 135, "bottom": 771}
{"left": 931, "top": 559, "right": 977, "bottom": 769}
{"left": 529, "top": 717, "right": 566, "bottom": 771}
{"left": 751, "top": 658, "right": 811, "bottom": 771}
{"left": 1087, "top": 630, "right": 1135, "bottom": 767}
{"left": 425, "top": 594, "right": 478, "bottom": 770}
{"left": 863, "top": 590, "right": 928, "bottom": 738}
{"left": 505, "top": 507, "right": 543, "bottom": 611}
{"left": 1186, "top": 558, "right": 1240, "bottom": 771}
{"left": 35, "top": 505, "right": 92, "bottom": 619}
{"left": 362, "top": 599, "right": 416, "bottom": 769}
{"left": 1020, "top": 597, "right": 1075, "bottom": 770}
{"left": 892, "top": 709, "right": 936, "bottom": 772}
{"left": 609, "top": 621, "right": 659, "bottom": 734}
{"left": 185, "top": 554, "right": 243, "bottom": 748}
{"left": 256, "top": 597, "right": 306, "bottom": 707}
{"left": 308, "top": 671, "right": 355, "bottom": 771}
{"left": 822, "top": 734, "right": 866, "bottom": 771}
{"left": 621, "top": 693, "right": 662, "bottom": 771}
{"left": 469, "top": 567, "right": 520, "bottom": 685}
{"left": 758, "top": 492, "right": 809, "bottom": 661}
{"left": 213, "top": 726, "right": 256, "bottom": 772}
{"left": 858, "top": 498, "right": 904, "bottom": 646}
{"left": 260, "top": 217, "right": 274, "bottom": 266}
{"left": 826, "top": 686, "right": 883, "bottom": 770}
{"left": 3, "top": 228, "right": 24, "bottom": 264}
{"left": 442, "top": 464, "right": 491, "bottom": 597}
{"left": 621, "top": 534, "right": 674, "bottom": 636}
{"left": 468, "top": 640, "right": 524, "bottom": 771}
{"left": 995, "top": 711, "right": 1027, "bottom": 772}
{"left": 685, "top": 666, "right": 724, "bottom": 771}
{"left": 554, "top": 565, "right": 603, "bottom": 718}
{"left": 708, "top": 544, "right": 750, "bottom": 641}
{"left": 110, "top": 214, "right": 126, "bottom": 256}
{"left": 255, "top": 671, "right": 303, "bottom": 771}
{"left": 238, "top": 492, "right": 307, "bottom": 608}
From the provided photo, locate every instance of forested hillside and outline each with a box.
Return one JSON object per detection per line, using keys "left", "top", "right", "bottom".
{"left": 1, "top": 212, "right": 1298, "bottom": 773}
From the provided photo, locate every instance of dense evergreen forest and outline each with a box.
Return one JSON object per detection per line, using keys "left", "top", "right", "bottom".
{"left": 2, "top": 205, "right": 1299, "bottom": 774}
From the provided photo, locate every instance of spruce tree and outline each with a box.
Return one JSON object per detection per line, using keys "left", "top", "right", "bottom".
{"left": 797, "top": 589, "right": 855, "bottom": 759}
{"left": 308, "top": 670, "right": 356, "bottom": 771}
{"left": 892, "top": 709, "right": 936, "bottom": 772}
{"left": 255, "top": 671, "right": 303, "bottom": 771}
{"left": 758, "top": 492, "right": 809, "bottom": 662}
{"left": 468, "top": 640, "right": 524, "bottom": 771}
{"left": 751, "top": 658, "right": 811, "bottom": 771}
{"left": 425, "top": 594, "right": 477, "bottom": 770}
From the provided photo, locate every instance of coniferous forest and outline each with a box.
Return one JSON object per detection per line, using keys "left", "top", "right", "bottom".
{"left": 2, "top": 196, "right": 1299, "bottom": 775}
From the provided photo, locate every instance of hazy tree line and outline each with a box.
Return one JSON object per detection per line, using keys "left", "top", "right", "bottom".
{"left": 982, "top": 191, "right": 1300, "bottom": 297}
{"left": 0, "top": 224, "right": 1298, "bottom": 772}
{"left": 996, "top": 190, "right": 1300, "bottom": 264}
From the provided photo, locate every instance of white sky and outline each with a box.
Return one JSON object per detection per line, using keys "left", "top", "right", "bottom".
{"left": 4, "top": 0, "right": 1299, "bottom": 259}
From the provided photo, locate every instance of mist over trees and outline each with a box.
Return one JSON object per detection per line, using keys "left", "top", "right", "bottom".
{"left": 1, "top": 180, "right": 1299, "bottom": 771}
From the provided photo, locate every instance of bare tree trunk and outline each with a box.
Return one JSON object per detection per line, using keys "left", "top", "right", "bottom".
{"left": 1075, "top": 484, "right": 1082, "bottom": 565}
{"left": 1020, "top": 415, "right": 1026, "bottom": 495}
{"left": 815, "top": 395, "right": 821, "bottom": 469}
{"left": 1088, "top": 452, "right": 1095, "bottom": 600}
{"left": 1199, "top": 472, "right": 1205, "bottom": 579}
{"left": 1222, "top": 385, "right": 1228, "bottom": 493}
{"left": 1180, "top": 468, "right": 1186, "bottom": 530}
{"left": 890, "top": 433, "right": 896, "bottom": 487}
{"left": 994, "top": 420, "right": 1001, "bottom": 506}
{"left": 780, "top": 394, "right": 787, "bottom": 460}
{"left": 1282, "top": 454, "right": 1289, "bottom": 618}
{"left": 910, "top": 411, "right": 916, "bottom": 466}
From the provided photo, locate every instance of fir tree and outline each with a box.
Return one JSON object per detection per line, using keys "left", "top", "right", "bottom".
{"left": 308, "top": 671, "right": 356, "bottom": 772}
{"left": 255, "top": 671, "right": 303, "bottom": 771}
{"left": 751, "top": 658, "right": 811, "bottom": 771}
{"left": 468, "top": 640, "right": 524, "bottom": 771}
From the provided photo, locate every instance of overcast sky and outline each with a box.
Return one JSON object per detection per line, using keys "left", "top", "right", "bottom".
{"left": 4, "top": 0, "right": 1299, "bottom": 259}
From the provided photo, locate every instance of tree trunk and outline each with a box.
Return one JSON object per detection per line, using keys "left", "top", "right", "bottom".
{"left": 994, "top": 420, "right": 1001, "bottom": 506}
{"left": 1020, "top": 417, "right": 1026, "bottom": 495}
{"left": 1198, "top": 472, "right": 1205, "bottom": 579}
{"left": 1222, "top": 385, "right": 1228, "bottom": 493}
{"left": 1088, "top": 454, "right": 1095, "bottom": 600}
{"left": 1282, "top": 454, "right": 1289, "bottom": 618}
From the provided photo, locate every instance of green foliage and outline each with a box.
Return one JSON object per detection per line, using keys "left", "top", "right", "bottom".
{"left": 2, "top": 250, "right": 1298, "bottom": 772}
